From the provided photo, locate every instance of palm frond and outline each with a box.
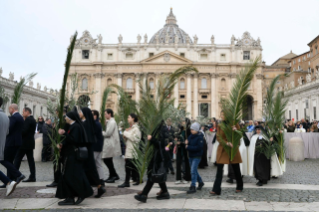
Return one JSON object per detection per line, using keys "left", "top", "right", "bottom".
{"left": 111, "top": 84, "right": 138, "bottom": 129}
{"left": 52, "top": 31, "right": 77, "bottom": 170}
{"left": 11, "top": 73, "right": 37, "bottom": 105}
{"left": 219, "top": 57, "right": 261, "bottom": 161}
{"left": 100, "top": 87, "right": 112, "bottom": 129}
{"left": 0, "top": 84, "right": 9, "bottom": 110}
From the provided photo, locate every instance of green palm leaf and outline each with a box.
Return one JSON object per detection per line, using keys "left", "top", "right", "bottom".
{"left": 51, "top": 31, "right": 77, "bottom": 169}
{"left": 100, "top": 87, "right": 112, "bottom": 130}
{"left": 11, "top": 73, "right": 37, "bottom": 105}
{"left": 219, "top": 57, "right": 261, "bottom": 161}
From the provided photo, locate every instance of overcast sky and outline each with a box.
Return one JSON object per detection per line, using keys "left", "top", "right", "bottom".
{"left": 0, "top": 0, "right": 318, "bottom": 90}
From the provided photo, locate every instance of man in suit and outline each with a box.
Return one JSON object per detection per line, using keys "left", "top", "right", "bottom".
{"left": 0, "top": 101, "right": 25, "bottom": 188}
{"left": 14, "top": 107, "right": 37, "bottom": 182}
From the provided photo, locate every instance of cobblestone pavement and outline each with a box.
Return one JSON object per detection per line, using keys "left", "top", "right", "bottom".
{"left": 1, "top": 157, "right": 319, "bottom": 185}
{"left": 168, "top": 187, "right": 319, "bottom": 203}
{"left": 0, "top": 210, "right": 289, "bottom": 212}
{"left": 0, "top": 186, "right": 139, "bottom": 199}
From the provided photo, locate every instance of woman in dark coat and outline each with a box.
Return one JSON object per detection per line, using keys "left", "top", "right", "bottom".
{"left": 199, "top": 125, "right": 208, "bottom": 169}
{"left": 56, "top": 111, "right": 93, "bottom": 205}
{"left": 134, "top": 121, "right": 170, "bottom": 203}
{"left": 78, "top": 107, "right": 106, "bottom": 198}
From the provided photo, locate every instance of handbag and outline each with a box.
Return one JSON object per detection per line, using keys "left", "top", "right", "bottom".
{"left": 75, "top": 146, "right": 88, "bottom": 161}
{"left": 151, "top": 141, "right": 167, "bottom": 183}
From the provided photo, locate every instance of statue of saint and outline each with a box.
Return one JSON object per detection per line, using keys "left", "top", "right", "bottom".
{"left": 97, "top": 34, "right": 103, "bottom": 44}
{"left": 137, "top": 34, "right": 141, "bottom": 44}
{"left": 193, "top": 35, "right": 198, "bottom": 44}
{"left": 118, "top": 34, "right": 123, "bottom": 44}
{"left": 231, "top": 35, "right": 235, "bottom": 45}
{"left": 211, "top": 35, "right": 215, "bottom": 45}
{"left": 9, "top": 72, "right": 14, "bottom": 81}
{"left": 144, "top": 34, "right": 148, "bottom": 44}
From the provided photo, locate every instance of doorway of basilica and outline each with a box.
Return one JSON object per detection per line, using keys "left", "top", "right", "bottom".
{"left": 242, "top": 95, "right": 253, "bottom": 121}
{"left": 199, "top": 103, "right": 210, "bottom": 118}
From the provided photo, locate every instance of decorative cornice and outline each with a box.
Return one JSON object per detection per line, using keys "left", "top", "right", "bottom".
{"left": 114, "top": 73, "right": 123, "bottom": 78}
{"left": 93, "top": 73, "right": 105, "bottom": 78}
{"left": 228, "top": 73, "right": 237, "bottom": 78}
{"left": 256, "top": 74, "right": 263, "bottom": 79}
{"left": 210, "top": 73, "right": 219, "bottom": 78}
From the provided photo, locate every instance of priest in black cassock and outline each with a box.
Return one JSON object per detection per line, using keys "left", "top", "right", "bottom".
{"left": 79, "top": 107, "right": 106, "bottom": 198}
{"left": 56, "top": 111, "right": 93, "bottom": 205}
{"left": 253, "top": 126, "right": 270, "bottom": 186}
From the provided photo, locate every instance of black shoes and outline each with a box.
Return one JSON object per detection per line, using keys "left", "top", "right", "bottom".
{"left": 75, "top": 197, "right": 85, "bottom": 205}
{"left": 16, "top": 175, "right": 26, "bottom": 184}
{"left": 226, "top": 178, "right": 234, "bottom": 184}
{"left": 106, "top": 175, "right": 120, "bottom": 183}
{"left": 134, "top": 194, "right": 147, "bottom": 203}
{"left": 0, "top": 184, "right": 6, "bottom": 188}
{"left": 118, "top": 183, "right": 130, "bottom": 188}
{"left": 94, "top": 186, "right": 106, "bottom": 198}
{"left": 58, "top": 198, "right": 75, "bottom": 206}
{"left": 187, "top": 186, "right": 196, "bottom": 194}
{"left": 46, "top": 182, "right": 58, "bottom": 187}
{"left": 256, "top": 181, "right": 263, "bottom": 186}
{"left": 22, "top": 178, "right": 36, "bottom": 183}
{"left": 132, "top": 182, "right": 140, "bottom": 186}
{"left": 156, "top": 192, "right": 170, "bottom": 200}
{"left": 272, "top": 176, "right": 278, "bottom": 179}
{"left": 171, "top": 171, "right": 175, "bottom": 175}
{"left": 197, "top": 182, "right": 205, "bottom": 190}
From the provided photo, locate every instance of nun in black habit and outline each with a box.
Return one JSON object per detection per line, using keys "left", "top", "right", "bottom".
{"left": 78, "top": 107, "right": 106, "bottom": 198}
{"left": 56, "top": 111, "right": 93, "bottom": 206}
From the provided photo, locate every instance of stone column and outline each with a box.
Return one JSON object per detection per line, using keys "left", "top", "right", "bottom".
{"left": 193, "top": 73, "right": 198, "bottom": 118}
{"left": 116, "top": 73, "right": 123, "bottom": 87}
{"left": 210, "top": 73, "right": 217, "bottom": 118}
{"left": 174, "top": 80, "right": 179, "bottom": 107}
{"left": 93, "top": 73, "right": 105, "bottom": 110}
{"left": 186, "top": 73, "right": 192, "bottom": 118}
{"left": 155, "top": 72, "right": 162, "bottom": 99}
{"left": 255, "top": 73, "right": 263, "bottom": 120}
{"left": 135, "top": 73, "right": 140, "bottom": 102}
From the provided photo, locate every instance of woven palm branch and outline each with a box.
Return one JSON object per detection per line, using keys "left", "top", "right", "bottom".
{"left": 111, "top": 84, "right": 138, "bottom": 129}
{"left": 100, "top": 87, "right": 112, "bottom": 130}
{"left": 219, "top": 57, "right": 261, "bottom": 161}
{"left": 263, "top": 74, "right": 289, "bottom": 164}
{"left": 129, "top": 66, "right": 198, "bottom": 183}
{"left": 11, "top": 73, "right": 37, "bottom": 105}
{"left": 51, "top": 32, "right": 77, "bottom": 169}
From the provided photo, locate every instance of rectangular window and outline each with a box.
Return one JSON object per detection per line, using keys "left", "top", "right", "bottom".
{"left": 202, "top": 95, "right": 208, "bottom": 99}
{"left": 180, "top": 95, "right": 185, "bottom": 99}
{"left": 82, "top": 50, "right": 90, "bottom": 59}
{"left": 126, "top": 53, "right": 133, "bottom": 59}
{"left": 200, "top": 54, "right": 208, "bottom": 60}
{"left": 314, "top": 107, "right": 317, "bottom": 120}
{"left": 306, "top": 100, "right": 309, "bottom": 109}
{"left": 220, "top": 54, "right": 226, "bottom": 61}
{"left": 107, "top": 53, "right": 113, "bottom": 60}
{"left": 296, "top": 109, "right": 298, "bottom": 120}
{"left": 243, "top": 51, "right": 250, "bottom": 60}
{"left": 180, "top": 53, "right": 185, "bottom": 57}
{"left": 289, "top": 110, "right": 291, "bottom": 120}
{"left": 149, "top": 53, "right": 154, "bottom": 57}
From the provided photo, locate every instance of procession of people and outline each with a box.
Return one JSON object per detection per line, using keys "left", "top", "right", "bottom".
{"left": 0, "top": 94, "right": 289, "bottom": 204}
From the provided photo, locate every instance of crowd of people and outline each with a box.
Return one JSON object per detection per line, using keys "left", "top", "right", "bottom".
{"left": 0, "top": 96, "right": 287, "bottom": 205}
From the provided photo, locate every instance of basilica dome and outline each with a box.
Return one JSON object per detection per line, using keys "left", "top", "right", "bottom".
{"left": 149, "top": 8, "right": 193, "bottom": 44}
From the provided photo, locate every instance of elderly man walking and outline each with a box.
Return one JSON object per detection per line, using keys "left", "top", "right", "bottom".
{"left": 0, "top": 99, "right": 25, "bottom": 188}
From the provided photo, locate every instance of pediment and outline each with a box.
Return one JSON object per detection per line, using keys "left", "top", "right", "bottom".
{"left": 141, "top": 51, "right": 192, "bottom": 64}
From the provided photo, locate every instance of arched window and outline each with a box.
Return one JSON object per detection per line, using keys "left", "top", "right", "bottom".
{"left": 107, "top": 78, "right": 112, "bottom": 86}
{"left": 82, "top": 78, "right": 88, "bottom": 90}
{"left": 201, "top": 78, "right": 207, "bottom": 89}
{"left": 149, "top": 78, "right": 154, "bottom": 89}
{"left": 126, "top": 78, "right": 133, "bottom": 89}
{"left": 221, "top": 78, "right": 226, "bottom": 90}
{"left": 180, "top": 78, "right": 185, "bottom": 89}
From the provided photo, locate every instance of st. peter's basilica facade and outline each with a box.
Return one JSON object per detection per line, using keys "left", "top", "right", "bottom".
{"left": 68, "top": 9, "right": 264, "bottom": 120}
